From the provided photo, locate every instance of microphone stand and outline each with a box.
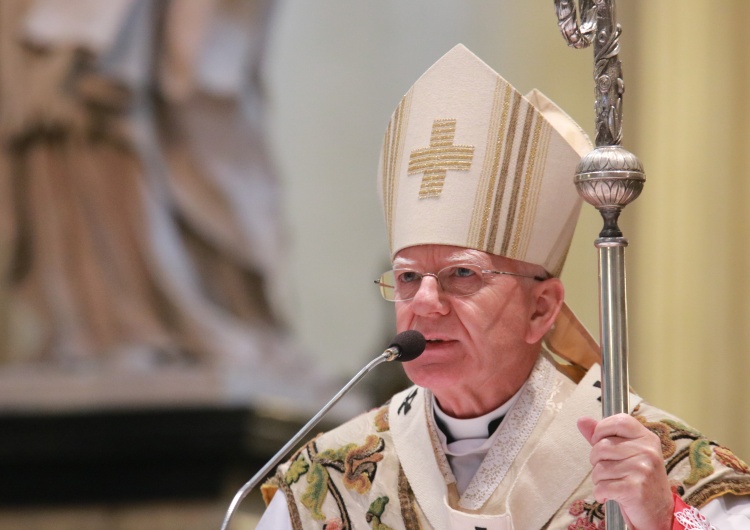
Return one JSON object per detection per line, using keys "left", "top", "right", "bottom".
{"left": 219, "top": 348, "right": 401, "bottom": 530}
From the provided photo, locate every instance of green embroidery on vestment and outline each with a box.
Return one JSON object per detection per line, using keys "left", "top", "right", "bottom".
{"left": 285, "top": 454, "right": 309, "bottom": 485}
{"left": 686, "top": 438, "right": 714, "bottom": 486}
{"left": 319, "top": 444, "right": 357, "bottom": 467}
{"left": 662, "top": 419, "right": 702, "bottom": 438}
{"left": 301, "top": 460, "right": 330, "bottom": 520}
{"left": 637, "top": 410, "right": 718, "bottom": 488}
{"left": 296, "top": 435, "right": 387, "bottom": 523}
{"left": 366, "top": 496, "right": 393, "bottom": 530}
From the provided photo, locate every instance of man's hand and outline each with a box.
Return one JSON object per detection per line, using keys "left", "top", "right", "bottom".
{"left": 578, "top": 414, "right": 674, "bottom": 530}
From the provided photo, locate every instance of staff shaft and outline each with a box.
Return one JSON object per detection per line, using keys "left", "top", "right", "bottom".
{"left": 598, "top": 239, "right": 630, "bottom": 528}
{"left": 598, "top": 240, "right": 630, "bottom": 419}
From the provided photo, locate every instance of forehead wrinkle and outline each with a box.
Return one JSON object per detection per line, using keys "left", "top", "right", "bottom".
{"left": 392, "top": 248, "right": 492, "bottom": 270}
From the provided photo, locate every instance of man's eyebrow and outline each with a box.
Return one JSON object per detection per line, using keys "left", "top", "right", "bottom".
{"left": 392, "top": 257, "right": 416, "bottom": 269}
{"left": 392, "top": 251, "right": 487, "bottom": 269}
{"left": 443, "top": 251, "right": 485, "bottom": 266}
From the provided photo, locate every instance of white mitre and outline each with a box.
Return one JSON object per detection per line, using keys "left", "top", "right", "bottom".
{"left": 378, "top": 44, "right": 591, "bottom": 277}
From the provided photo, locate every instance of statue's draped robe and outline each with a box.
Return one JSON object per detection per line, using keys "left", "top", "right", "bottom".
{"left": 0, "top": 0, "right": 320, "bottom": 384}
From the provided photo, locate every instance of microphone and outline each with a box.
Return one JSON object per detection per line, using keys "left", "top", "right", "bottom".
{"left": 219, "top": 331, "right": 425, "bottom": 530}
{"left": 383, "top": 329, "right": 426, "bottom": 362}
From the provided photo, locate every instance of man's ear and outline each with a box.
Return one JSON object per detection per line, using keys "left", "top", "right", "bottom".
{"left": 525, "top": 278, "right": 564, "bottom": 345}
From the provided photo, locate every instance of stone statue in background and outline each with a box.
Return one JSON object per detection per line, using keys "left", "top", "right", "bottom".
{"left": 0, "top": 0, "right": 306, "bottom": 378}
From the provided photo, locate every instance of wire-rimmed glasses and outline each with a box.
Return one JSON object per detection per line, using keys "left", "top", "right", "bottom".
{"left": 374, "top": 263, "right": 546, "bottom": 302}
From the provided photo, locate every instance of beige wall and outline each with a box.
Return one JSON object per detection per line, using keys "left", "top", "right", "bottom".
{"left": 623, "top": 1, "right": 750, "bottom": 459}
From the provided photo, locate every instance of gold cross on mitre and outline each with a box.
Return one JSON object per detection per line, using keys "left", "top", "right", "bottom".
{"left": 408, "top": 119, "right": 474, "bottom": 198}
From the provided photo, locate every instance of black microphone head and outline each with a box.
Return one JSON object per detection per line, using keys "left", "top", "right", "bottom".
{"left": 389, "top": 330, "right": 426, "bottom": 362}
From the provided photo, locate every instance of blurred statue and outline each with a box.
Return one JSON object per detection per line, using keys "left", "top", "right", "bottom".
{"left": 0, "top": 0, "right": 304, "bottom": 377}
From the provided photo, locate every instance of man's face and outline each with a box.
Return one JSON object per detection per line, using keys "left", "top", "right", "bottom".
{"left": 393, "top": 244, "right": 549, "bottom": 416}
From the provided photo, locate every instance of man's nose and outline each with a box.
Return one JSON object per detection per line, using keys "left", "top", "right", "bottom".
{"left": 410, "top": 274, "right": 449, "bottom": 314}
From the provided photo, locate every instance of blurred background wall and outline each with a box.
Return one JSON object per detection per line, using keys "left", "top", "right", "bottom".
{"left": 624, "top": 1, "right": 750, "bottom": 465}
{"left": 0, "top": 1, "right": 747, "bottom": 528}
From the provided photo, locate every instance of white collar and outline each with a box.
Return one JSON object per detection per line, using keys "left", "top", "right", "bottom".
{"left": 431, "top": 388, "right": 523, "bottom": 442}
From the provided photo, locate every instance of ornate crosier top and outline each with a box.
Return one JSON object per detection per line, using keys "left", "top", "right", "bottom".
{"left": 554, "top": 0, "right": 623, "bottom": 147}
{"left": 554, "top": 0, "right": 644, "bottom": 238}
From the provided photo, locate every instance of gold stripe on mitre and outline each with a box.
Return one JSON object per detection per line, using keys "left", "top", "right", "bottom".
{"left": 377, "top": 44, "right": 592, "bottom": 276}
{"left": 380, "top": 88, "right": 413, "bottom": 252}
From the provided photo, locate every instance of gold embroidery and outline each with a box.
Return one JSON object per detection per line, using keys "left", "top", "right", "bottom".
{"left": 686, "top": 477, "right": 750, "bottom": 508}
{"left": 373, "top": 406, "right": 390, "bottom": 432}
{"left": 511, "top": 115, "right": 544, "bottom": 257}
{"left": 501, "top": 105, "right": 536, "bottom": 256}
{"left": 382, "top": 90, "right": 412, "bottom": 249}
{"left": 408, "top": 119, "right": 474, "bottom": 198}
{"left": 471, "top": 79, "right": 511, "bottom": 249}
{"left": 397, "top": 466, "right": 421, "bottom": 530}
{"left": 517, "top": 122, "right": 550, "bottom": 260}
{"left": 487, "top": 90, "right": 522, "bottom": 250}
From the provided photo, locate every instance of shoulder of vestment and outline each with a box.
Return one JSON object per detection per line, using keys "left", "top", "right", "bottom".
{"left": 262, "top": 396, "right": 418, "bottom": 529}
{"left": 631, "top": 400, "right": 750, "bottom": 507}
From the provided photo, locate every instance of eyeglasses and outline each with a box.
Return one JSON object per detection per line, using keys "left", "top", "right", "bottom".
{"left": 374, "top": 263, "right": 546, "bottom": 302}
